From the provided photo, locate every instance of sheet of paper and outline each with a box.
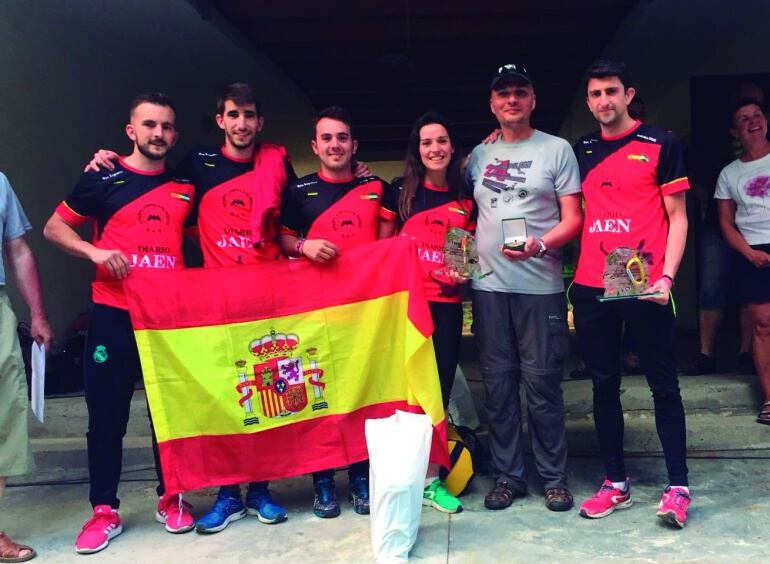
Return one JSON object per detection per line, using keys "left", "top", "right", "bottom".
{"left": 31, "top": 343, "right": 45, "bottom": 423}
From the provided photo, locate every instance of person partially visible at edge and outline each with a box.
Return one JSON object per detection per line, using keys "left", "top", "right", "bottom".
{"left": 569, "top": 59, "right": 692, "bottom": 528}
{"left": 44, "top": 93, "right": 196, "bottom": 554}
{"left": 467, "top": 63, "right": 583, "bottom": 514}
{"left": 680, "top": 86, "right": 763, "bottom": 377}
{"left": 278, "top": 106, "right": 397, "bottom": 518}
{"left": 0, "top": 171, "right": 54, "bottom": 563}
{"left": 395, "top": 112, "right": 475, "bottom": 514}
{"left": 84, "top": 83, "right": 297, "bottom": 534}
{"left": 714, "top": 98, "right": 770, "bottom": 426}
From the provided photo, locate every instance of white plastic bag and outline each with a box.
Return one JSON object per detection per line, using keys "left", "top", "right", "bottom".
{"left": 366, "top": 410, "right": 433, "bottom": 564}
{"left": 448, "top": 366, "right": 480, "bottom": 430}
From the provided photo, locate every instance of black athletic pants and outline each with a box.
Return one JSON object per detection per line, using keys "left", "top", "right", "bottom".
{"left": 84, "top": 304, "right": 164, "bottom": 508}
{"left": 570, "top": 283, "right": 689, "bottom": 486}
{"left": 429, "top": 301, "right": 463, "bottom": 409}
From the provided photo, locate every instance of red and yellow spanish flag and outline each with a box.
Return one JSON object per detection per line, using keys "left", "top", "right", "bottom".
{"left": 124, "top": 237, "right": 448, "bottom": 494}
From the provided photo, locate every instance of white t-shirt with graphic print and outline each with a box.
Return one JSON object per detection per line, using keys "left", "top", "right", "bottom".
{"left": 715, "top": 152, "right": 770, "bottom": 245}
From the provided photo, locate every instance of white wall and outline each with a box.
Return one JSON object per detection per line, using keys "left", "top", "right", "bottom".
{"left": 0, "top": 1, "right": 317, "bottom": 336}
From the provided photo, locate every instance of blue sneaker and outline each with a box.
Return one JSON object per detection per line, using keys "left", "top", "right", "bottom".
{"left": 313, "top": 477, "right": 341, "bottom": 518}
{"left": 348, "top": 475, "right": 370, "bottom": 515}
{"left": 195, "top": 489, "right": 247, "bottom": 534}
{"left": 245, "top": 485, "right": 288, "bottom": 524}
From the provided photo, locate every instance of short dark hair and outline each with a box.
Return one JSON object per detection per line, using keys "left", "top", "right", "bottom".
{"left": 129, "top": 92, "right": 176, "bottom": 117}
{"left": 730, "top": 97, "right": 766, "bottom": 125}
{"left": 584, "top": 59, "right": 632, "bottom": 91}
{"left": 216, "top": 82, "right": 261, "bottom": 116}
{"left": 313, "top": 106, "right": 354, "bottom": 138}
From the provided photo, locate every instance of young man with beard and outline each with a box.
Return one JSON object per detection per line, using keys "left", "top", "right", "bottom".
{"left": 571, "top": 60, "right": 691, "bottom": 528}
{"left": 87, "top": 83, "right": 296, "bottom": 266}
{"left": 44, "top": 93, "right": 196, "bottom": 554}
{"left": 278, "top": 106, "right": 397, "bottom": 517}
{"left": 85, "top": 83, "right": 296, "bottom": 533}
{"left": 467, "top": 64, "right": 583, "bottom": 513}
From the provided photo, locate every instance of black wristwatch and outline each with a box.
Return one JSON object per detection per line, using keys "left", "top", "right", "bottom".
{"left": 534, "top": 238, "right": 547, "bottom": 258}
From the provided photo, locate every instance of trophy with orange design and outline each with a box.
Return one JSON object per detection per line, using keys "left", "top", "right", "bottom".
{"left": 597, "top": 244, "right": 663, "bottom": 302}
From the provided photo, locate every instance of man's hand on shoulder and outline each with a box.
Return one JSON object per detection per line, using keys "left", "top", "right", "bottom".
{"left": 301, "top": 239, "right": 338, "bottom": 263}
{"left": 500, "top": 235, "right": 538, "bottom": 261}
{"left": 89, "top": 248, "right": 131, "bottom": 279}
{"left": 483, "top": 129, "right": 503, "bottom": 144}
{"left": 353, "top": 161, "right": 371, "bottom": 178}
{"left": 84, "top": 149, "right": 119, "bottom": 173}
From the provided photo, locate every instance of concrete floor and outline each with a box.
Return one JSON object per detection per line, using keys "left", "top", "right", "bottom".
{"left": 2, "top": 450, "right": 768, "bottom": 563}
{"left": 4, "top": 327, "right": 766, "bottom": 562}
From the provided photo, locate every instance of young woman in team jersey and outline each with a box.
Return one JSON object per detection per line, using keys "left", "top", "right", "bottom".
{"left": 396, "top": 112, "right": 474, "bottom": 514}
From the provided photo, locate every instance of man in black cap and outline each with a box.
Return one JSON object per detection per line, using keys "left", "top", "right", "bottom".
{"left": 466, "top": 64, "right": 583, "bottom": 512}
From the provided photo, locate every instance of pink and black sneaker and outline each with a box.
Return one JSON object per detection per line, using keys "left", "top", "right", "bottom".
{"left": 656, "top": 486, "right": 691, "bottom": 528}
{"left": 156, "top": 493, "right": 194, "bottom": 534}
{"left": 75, "top": 505, "right": 123, "bottom": 554}
{"left": 579, "top": 479, "right": 633, "bottom": 519}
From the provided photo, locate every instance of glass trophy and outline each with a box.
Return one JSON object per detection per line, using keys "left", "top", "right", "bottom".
{"left": 597, "top": 246, "right": 663, "bottom": 302}
{"left": 439, "top": 227, "right": 491, "bottom": 280}
{"left": 502, "top": 217, "right": 527, "bottom": 251}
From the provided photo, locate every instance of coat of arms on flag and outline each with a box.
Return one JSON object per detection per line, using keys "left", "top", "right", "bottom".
{"left": 234, "top": 329, "right": 327, "bottom": 425}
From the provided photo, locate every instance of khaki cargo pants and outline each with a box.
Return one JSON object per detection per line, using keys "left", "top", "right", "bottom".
{"left": 0, "top": 289, "right": 30, "bottom": 477}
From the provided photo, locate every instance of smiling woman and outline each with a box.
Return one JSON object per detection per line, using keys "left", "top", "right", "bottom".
{"left": 394, "top": 112, "right": 474, "bottom": 515}
{"left": 715, "top": 97, "right": 770, "bottom": 426}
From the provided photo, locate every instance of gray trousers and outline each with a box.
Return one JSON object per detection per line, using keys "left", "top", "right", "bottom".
{"left": 472, "top": 290, "right": 569, "bottom": 491}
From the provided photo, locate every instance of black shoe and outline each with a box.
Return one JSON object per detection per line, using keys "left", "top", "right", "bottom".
{"left": 313, "top": 477, "right": 341, "bottom": 518}
{"left": 737, "top": 352, "right": 756, "bottom": 375}
{"left": 569, "top": 366, "right": 593, "bottom": 380}
{"left": 622, "top": 352, "right": 641, "bottom": 375}
{"left": 680, "top": 353, "right": 715, "bottom": 376}
{"left": 348, "top": 475, "right": 370, "bottom": 515}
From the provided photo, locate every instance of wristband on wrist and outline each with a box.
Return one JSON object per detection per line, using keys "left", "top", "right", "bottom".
{"left": 661, "top": 274, "right": 674, "bottom": 288}
{"left": 533, "top": 238, "right": 548, "bottom": 258}
{"left": 295, "top": 238, "right": 306, "bottom": 257}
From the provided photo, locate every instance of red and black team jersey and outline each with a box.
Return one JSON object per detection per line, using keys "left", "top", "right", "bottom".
{"left": 179, "top": 144, "right": 296, "bottom": 266}
{"left": 574, "top": 121, "right": 690, "bottom": 288}
{"left": 279, "top": 171, "right": 397, "bottom": 251}
{"left": 56, "top": 158, "right": 194, "bottom": 309}
{"left": 397, "top": 183, "right": 474, "bottom": 302}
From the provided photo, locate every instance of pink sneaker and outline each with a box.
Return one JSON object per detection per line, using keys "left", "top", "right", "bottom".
{"left": 657, "top": 486, "right": 691, "bottom": 528}
{"left": 75, "top": 505, "right": 123, "bottom": 554}
{"left": 579, "top": 479, "right": 633, "bottom": 519}
{"left": 156, "top": 493, "right": 194, "bottom": 533}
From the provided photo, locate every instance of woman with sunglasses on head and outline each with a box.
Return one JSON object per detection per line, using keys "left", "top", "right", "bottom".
{"left": 395, "top": 112, "right": 474, "bottom": 514}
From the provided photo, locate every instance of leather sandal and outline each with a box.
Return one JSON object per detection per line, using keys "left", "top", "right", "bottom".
{"left": 0, "top": 532, "right": 36, "bottom": 563}
{"left": 757, "top": 400, "right": 770, "bottom": 425}
{"left": 484, "top": 481, "right": 524, "bottom": 510}
{"left": 544, "top": 487, "right": 574, "bottom": 512}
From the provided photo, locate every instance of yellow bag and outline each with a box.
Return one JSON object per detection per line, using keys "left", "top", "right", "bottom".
{"left": 440, "top": 424, "right": 476, "bottom": 496}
